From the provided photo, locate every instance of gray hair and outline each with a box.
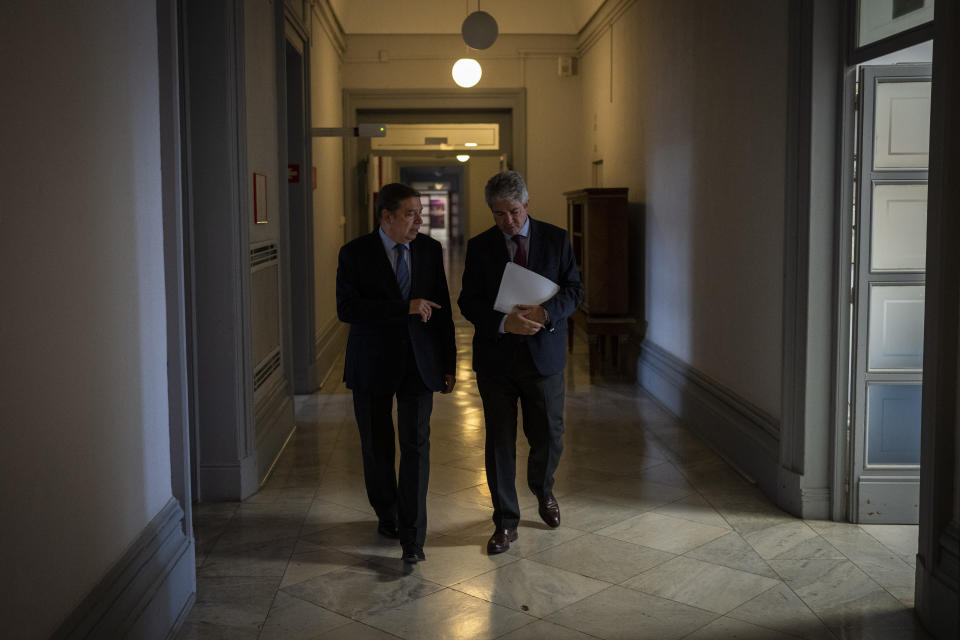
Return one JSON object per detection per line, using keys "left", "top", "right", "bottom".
{"left": 484, "top": 171, "right": 528, "bottom": 207}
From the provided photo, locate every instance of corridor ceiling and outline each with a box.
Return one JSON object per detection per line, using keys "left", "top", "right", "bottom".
{"left": 327, "top": 0, "right": 604, "bottom": 35}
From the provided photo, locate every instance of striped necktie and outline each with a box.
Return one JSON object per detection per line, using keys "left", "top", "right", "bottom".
{"left": 395, "top": 244, "right": 410, "bottom": 299}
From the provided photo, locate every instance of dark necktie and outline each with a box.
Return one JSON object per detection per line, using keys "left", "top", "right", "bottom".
{"left": 512, "top": 235, "right": 527, "bottom": 268}
{"left": 395, "top": 244, "right": 410, "bottom": 299}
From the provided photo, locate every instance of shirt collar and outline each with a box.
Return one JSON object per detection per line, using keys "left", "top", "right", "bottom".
{"left": 501, "top": 217, "right": 530, "bottom": 241}
{"left": 379, "top": 226, "right": 410, "bottom": 251}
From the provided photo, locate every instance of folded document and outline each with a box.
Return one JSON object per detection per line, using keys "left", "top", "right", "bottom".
{"left": 493, "top": 262, "right": 560, "bottom": 313}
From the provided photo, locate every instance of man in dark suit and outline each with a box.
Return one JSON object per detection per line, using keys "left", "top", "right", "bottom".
{"left": 336, "top": 183, "right": 457, "bottom": 564}
{"left": 458, "top": 171, "right": 583, "bottom": 554}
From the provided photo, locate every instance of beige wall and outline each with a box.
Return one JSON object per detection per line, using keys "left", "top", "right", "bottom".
{"left": 467, "top": 155, "right": 504, "bottom": 238}
{"left": 247, "top": 0, "right": 281, "bottom": 246}
{"left": 341, "top": 34, "right": 582, "bottom": 230}
{"left": 580, "top": 1, "right": 787, "bottom": 416}
{"left": 0, "top": 1, "right": 173, "bottom": 636}
{"left": 310, "top": 8, "right": 346, "bottom": 336}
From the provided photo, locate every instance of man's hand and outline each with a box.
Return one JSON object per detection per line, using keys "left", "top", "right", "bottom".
{"left": 516, "top": 304, "right": 547, "bottom": 325}
{"left": 409, "top": 298, "right": 441, "bottom": 323}
{"left": 442, "top": 374, "right": 456, "bottom": 394}
{"left": 504, "top": 309, "right": 543, "bottom": 335}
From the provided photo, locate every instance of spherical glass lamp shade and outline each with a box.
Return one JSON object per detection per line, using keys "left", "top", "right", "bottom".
{"left": 461, "top": 11, "right": 498, "bottom": 50}
{"left": 456, "top": 154, "right": 470, "bottom": 162}
{"left": 452, "top": 58, "right": 482, "bottom": 88}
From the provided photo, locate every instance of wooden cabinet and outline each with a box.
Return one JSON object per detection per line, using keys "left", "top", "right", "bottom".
{"left": 565, "top": 188, "right": 629, "bottom": 315}
{"left": 565, "top": 188, "right": 634, "bottom": 377}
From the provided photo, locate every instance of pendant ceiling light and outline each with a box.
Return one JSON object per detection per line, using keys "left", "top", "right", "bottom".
{"left": 452, "top": 58, "right": 482, "bottom": 88}
{"left": 452, "top": 2, "right": 497, "bottom": 88}
{"left": 461, "top": 9, "right": 498, "bottom": 50}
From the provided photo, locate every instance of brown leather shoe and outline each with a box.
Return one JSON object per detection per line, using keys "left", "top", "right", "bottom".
{"left": 538, "top": 496, "right": 561, "bottom": 528}
{"left": 486, "top": 528, "right": 518, "bottom": 554}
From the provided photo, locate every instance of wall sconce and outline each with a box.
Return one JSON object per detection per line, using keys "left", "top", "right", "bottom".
{"left": 456, "top": 154, "right": 470, "bottom": 163}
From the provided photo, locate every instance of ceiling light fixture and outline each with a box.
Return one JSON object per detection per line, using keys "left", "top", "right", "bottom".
{"left": 452, "top": 2, "right": 496, "bottom": 88}
{"left": 461, "top": 3, "right": 498, "bottom": 50}
{"left": 464, "top": 142, "right": 478, "bottom": 147}
{"left": 452, "top": 58, "right": 482, "bottom": 88}
{"left": 456, "top": 154, "right": 470, "bottom": 162}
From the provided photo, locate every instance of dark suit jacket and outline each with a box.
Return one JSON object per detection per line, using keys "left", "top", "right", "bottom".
{"left": 458, "top": 217, "right": 583, "bottom": 377}
{"left": 336, "top": 230, "right": 456, "bottom": 393}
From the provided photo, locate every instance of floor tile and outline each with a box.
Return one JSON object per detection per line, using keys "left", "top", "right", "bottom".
{"left": 496, "top": 619, "right": 598, "bottom": 640}
{"left": 310, "top": 622, "right": 402, "bottom": 639}
{"left": 743, "top": 520, "right": 820, "bottom": 560}
{"left": 768, "top": 558, "right": 915, "bottom": 632}
{"left": 858, "top": 524, "right": 918, "bottom": 559}
{"left": 300, "top": 520, "right": 403, "bottom": 560}
{"left": 653, "top": 493, "right": 732, "bottom": 530}
{"left": 453, "top": 558, "right": 610, "bottom": 617}
{"left": 299, "top": 499, "right": 375, "bottom": 537}
{"left": 258, "top": 592, "right": 352, "bottom": 639}
{"left": 529, "top": 533, "right": 675, "bottom": 583}
{"left": 368, "top": 532, "right": 520, "bottom": 586}
{"left": 281, "top": 562, "right": 443, "bottom": 619}
{"left": 182, "top": 576, "right": 279, "bottom": 631}
{"left": 548, "top": 585, "right": 718, "bottom": 640}
{"left": 596, "top": 512, "right": 730, "bottom": 553}
{"left": 362, "top": 588, "right": 534, "bottom": 640}
{"left": 579, "top": 477, "right": 694, "bottom": 512}
{"left": 525, "top": 493, "right": 640, "bottom": 533}
{"left": 425, "top": 463, "right": 487, "bottom": 496}
{"left": 425, "top": 492, "right": 495, "bottom": 534}
{"left": 175, "top": 621, "right": 260, "bottom": 639}
{"left": 728, "top": 582, "right": 835, "bottom": 640}
{"left": 684, "top": 531, "right": 778, "bottom": 579}
{"left": 280, "top": 546, "right": 364, "bottom": 588}
{"left": 682, "top": 616, "right": 801, "bottom": 639}
{"left": 198, "top": 537, "right": 296, "bottom": 578}
{"left": 623, "top": 556, "right": 779, "bottom": 614}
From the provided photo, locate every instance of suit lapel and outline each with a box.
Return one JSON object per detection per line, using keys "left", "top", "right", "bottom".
{"left": 525, "top": 217, "right": 538, "bottom": 272}
{"left": 368, "top": 230, "right": 403, "bottom": 299}
{"left": 410, "top": 235, "right": 425, "bottom": 297}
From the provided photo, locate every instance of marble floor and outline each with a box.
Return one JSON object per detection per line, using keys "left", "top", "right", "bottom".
{"left": 177, "top": 288, "right": 929, "bottom": 639}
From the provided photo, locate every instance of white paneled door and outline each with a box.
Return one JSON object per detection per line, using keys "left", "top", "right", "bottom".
{"left": 851, "top": 64, "right": 931, "bottom": 524}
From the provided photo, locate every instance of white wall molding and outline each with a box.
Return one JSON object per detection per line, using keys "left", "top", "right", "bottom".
{"left": 310, "top": 0, "right": 345, "bottom": 58}
{"left": 577, "top": 0, "right": 636, "bottom": 56}
{"left": 51, "top": 499, "right": 194, "bottom": 640}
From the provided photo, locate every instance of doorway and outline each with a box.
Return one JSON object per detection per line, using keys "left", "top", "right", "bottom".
{"left": 844, "top": 46, "right": 932, "bottom": 524}
{"left": 400, "top": 164, "right": 465, "bottom": 247}
{"left": 285, "top": 35, "right": 316, "bottom": 393}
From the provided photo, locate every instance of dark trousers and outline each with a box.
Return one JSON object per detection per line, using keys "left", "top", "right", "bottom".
{"left": 477, "top": 344, "right": 565, "bottom": 530}
{"left": 352, "top": 346, "right": 432, "bottom": 547}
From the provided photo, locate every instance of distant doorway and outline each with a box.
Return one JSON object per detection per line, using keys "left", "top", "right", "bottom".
{"left": 400, "top": 164, "right": 464, "bottom": 247}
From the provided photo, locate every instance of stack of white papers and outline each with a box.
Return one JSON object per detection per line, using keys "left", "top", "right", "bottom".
{"left": 493, "top": 262, "right": 559, "bottom": 313}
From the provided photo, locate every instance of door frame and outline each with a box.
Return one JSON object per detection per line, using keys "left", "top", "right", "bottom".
{"left": 341, "top": 89, "right": 526, "bottom": 242}
{"left": 283, "top": 14, "right": 317, "bottom": 393}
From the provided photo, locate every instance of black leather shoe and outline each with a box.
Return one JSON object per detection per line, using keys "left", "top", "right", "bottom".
{"left": 402, "top": 545, "right": 426, "bottom": 564}
{"left": 538, "top": 496, "right": 561, "bottom": 528}
{"left": 486, "top": 528, "right": 518, "bottom": 554}
{"left": 377, "top": 520, "right": 400, "bottom": 539}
